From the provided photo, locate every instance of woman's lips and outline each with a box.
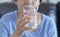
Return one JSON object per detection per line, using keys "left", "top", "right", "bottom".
{"left": 23, "top": 5, "right": 34, "bottom": 10}
{"left": 25, "top": 7, "right": 34, "bottom": 9}
{"left": 23, "top": 5, "right": 36, "bottom": 12}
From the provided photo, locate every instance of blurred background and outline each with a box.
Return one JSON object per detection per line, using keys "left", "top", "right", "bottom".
{"left": 0, "top": 0, "right": 60, "bottom": 37}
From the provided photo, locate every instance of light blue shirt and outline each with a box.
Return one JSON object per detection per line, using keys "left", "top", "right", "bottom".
{"left": 0, "top": 10, "right": 58, "bottom": 37}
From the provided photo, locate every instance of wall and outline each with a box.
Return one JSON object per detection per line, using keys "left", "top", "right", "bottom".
{"left": 42, "top": 0, "right": 60, "bottom": 4}
{"left": 0, "top": 0, "right": 60, "bottom": 4}
{"left": 0, "top": 0, "right": 12, "bottom": 3}
{"left": 49, "top": 0, "right": 60, "bottom": 4}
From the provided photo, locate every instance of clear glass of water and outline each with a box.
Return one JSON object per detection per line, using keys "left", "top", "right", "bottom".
{"left": 23, "top": 6, "right": 38, "bottom": 29}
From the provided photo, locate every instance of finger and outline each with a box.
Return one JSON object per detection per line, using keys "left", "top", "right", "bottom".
{"left": 16, "top": 19, "right": 29, "bottom": 30}
{"left": 19, "top": 12, "right": 30, "bottom": 18}
{"left": 18, "top": 15, "right": 32, "bottom": 24}
{"left": 21, "top": 19, "right": 30, "bottom": 27}
{"left": 18, "top": 12, "right": 25, "bottom": 18}
{"left": 26, "top": 27, "right": 33, "bottom": 30}
{"left": 17, "top": 17, "right": 31, "bottom": 27}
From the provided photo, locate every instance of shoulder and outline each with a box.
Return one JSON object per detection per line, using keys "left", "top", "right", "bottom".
{"left": 1, "top": 10, "right": 17, "bottom": 21}
{"left": 42, "top": 14, "right": 55, "bottom": 24}
{"left": 0, "top": 10, "right": 18, "bottom": 26}
{"left": 0, "top": 10, "right": 18, "bottom": 37}
{"left": 41, "top": 14, "right": 56, "bottom": 29}
{"left": 41, "top": 14, "right": 57, "bottom": 37}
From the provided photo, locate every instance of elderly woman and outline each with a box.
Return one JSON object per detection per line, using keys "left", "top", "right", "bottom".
{"left": 0, "top": 0, "right": 57, "bottom": 37}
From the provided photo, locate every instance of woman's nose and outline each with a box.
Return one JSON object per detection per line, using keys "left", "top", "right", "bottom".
{"left": 25, "top": 0, "right": 33, "bottom": 5}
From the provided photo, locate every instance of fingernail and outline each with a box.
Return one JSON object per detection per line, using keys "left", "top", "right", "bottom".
{"left": 24, "top": 15, "right": 27, "bottom": 17}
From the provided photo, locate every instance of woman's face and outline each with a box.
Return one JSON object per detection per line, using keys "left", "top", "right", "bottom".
{"left": 15, "top": 0, "right": 40, "bottom": 12}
